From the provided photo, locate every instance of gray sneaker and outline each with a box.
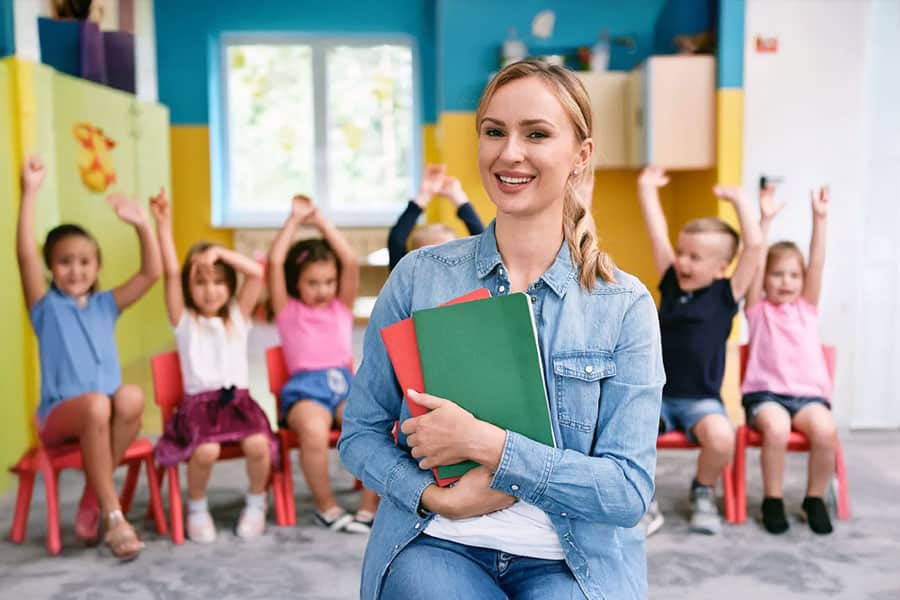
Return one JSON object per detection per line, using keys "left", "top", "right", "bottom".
{"left": 689, "top": 486, "right": 721, "bottom": 535}
{"left": 640, "top": 499, "right": 664, "bottom": 537}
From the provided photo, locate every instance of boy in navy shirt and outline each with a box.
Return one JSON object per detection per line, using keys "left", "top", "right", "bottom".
{"left": 637, "top": 166, "right": 763, "bottom": 535}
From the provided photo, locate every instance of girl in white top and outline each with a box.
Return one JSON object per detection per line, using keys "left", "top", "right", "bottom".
{"left": 151, "top": 189, "right": 278, "bottom": 543}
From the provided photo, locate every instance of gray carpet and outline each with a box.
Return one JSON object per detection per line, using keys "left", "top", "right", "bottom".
{"left": 1, "top": 431, "right": 898, "bottom": 599}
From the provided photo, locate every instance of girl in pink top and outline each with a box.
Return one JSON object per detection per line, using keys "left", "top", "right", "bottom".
{"left": 268, "top": 195, "right": 379, "bottom": 533}
{"left": 743, "top": 185, "right": 837, "bottom": 535}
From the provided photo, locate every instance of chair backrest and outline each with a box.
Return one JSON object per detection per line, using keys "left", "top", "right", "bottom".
{"left": 150, "top": 351, "right": 185, "bottom": 423}
{"left": 739, "top": 344, "right": 837, "bottom": 384}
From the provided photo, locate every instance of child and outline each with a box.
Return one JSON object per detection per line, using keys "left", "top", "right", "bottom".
{"left": 150, "top": 188, "right": 278, "bottom": 543}
{"left": 16, "top": 156, "right": 161, "bottom": 560}
{"left": 742, "top": 185, "right": 836, "bottom": 535}
{"left": 268, "top": 195, "right": 379, "bottom": 532}
{"left": 387, "top": 163, "right": 483, "bottom": 270}
{"left": 637, "top": 165, "right": 764, "bottom": 535}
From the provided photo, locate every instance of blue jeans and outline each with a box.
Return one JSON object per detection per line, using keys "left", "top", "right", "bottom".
{"left": 381, "top": 535, "right": 585, "bottom": 600}
{"left": 659, "top": 395, "right": 727, "bottom": 444}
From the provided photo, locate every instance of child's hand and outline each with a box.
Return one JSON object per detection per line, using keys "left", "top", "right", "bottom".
{"left": 415, "top": 164, "right": 447, "bottom": 207}
{"left": 638, "top": 165, "right": 669, "bottom": 189}
{"left": 811, "top": 186, "right": 829, "bottom": 219}
{"left": 149, "top": 187, "right": 171, "bottom": 225}
{"left": 107, "top": 193, "right": 149, "bottom": 227}
{"left": 302, "top": 205, "right": 324, "bottom": 227}
{"left": 190, "top": 245, "right": 222, "bottom": 278}
{"left": 713, "top": 184, "right": 746, "bottom": 205}
{"left": 759, "top": 184, "right": 785, "bottom": 223}
{"left": 435, "top": 175, "right": 467, "bottom": 208}
{"left": 21, "top": 155, "right": 46, "bottom": 194}
{"left": 290, "top": 194, "right": 314, "bottom": 222}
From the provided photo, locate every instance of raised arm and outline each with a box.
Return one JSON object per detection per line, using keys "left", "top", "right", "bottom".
{"left": 388, "top": 164, "right": 446, "bottom": 268}
{"left": 713, "top": 185, "right": 764, "bottom": 302}
{"left": 307, "top": 207, "right": 359, "bottom": 310}
{"left": 17, "top": 156, "right": 48, "bottom": 311}
{"left": 745, "top": 184, "right": 784, "bottom": 310}
{"left": 267, "top": 195, "right": 312, "bottom": 315}
{"left": 437, "top": 175, "right": 484, "bottom": 236}
{"left": 149, "top": 188, "right": 184, "bottom": 325}
{"left": 195, "top": 245, "right": 263, "bottom": 319}
{"left": 637, "top": 166, "right": 675, "bottom": 277}
{"left": 803, "top": 186, "right": 829, "bottom": 306}
{"left": 109, "top": 193, "right": 162, "bottom": 311}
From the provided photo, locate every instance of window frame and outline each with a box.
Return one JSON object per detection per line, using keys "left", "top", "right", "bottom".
{"left": 210, "top": 32, "right": 422, "bottom": 228}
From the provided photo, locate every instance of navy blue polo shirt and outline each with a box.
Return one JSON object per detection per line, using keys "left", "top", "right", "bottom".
{"left": 658, "top": 266, "right": 738, "bottom": 400}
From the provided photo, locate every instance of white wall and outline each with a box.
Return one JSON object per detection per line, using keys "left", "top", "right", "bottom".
{"left": 743, "top": 0, "right": 900, "bottom": 429}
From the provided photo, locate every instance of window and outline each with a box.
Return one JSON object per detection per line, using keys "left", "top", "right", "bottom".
{"left": 213, "top": 35, "right": 418, "bottom": 227}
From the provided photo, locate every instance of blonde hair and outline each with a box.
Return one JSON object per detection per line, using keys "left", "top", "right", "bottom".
{"left": 766, "top": 241, "right": 806, "bottom": 276}
{"left": 682, "top": 217, "right": 740, "bottom": 262}
{"left": 409, "top": 224, "right": 456, "bottom": 250}
{"left": 475, "top": 59, "right": 615, "bottom": 289}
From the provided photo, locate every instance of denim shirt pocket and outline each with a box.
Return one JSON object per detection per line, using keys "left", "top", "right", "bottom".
{"left": 552, "top": 350, "right": 616, "bottom": 436}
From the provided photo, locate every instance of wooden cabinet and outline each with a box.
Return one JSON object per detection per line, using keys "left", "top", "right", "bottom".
{"left": 578, "top": 55, "right": 716, "bottom": 170}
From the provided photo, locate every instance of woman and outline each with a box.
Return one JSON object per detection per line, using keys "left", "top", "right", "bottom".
{"left": 339, "top": 60, "right": 664, "bottom": 600}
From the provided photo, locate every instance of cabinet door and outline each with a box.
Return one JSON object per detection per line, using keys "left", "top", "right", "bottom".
{"left": 627, "top": 68, "right": 646, "bottom": 167}
{"left": 577, "top": 72, "right": 631, "bottom": 169}
{"left": 645, "top": 55, "right": 715, "bottom": 170}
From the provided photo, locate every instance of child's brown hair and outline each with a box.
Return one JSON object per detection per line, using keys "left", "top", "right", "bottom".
{"left": 682, "top": 217, "right": 740, "bottom": 262}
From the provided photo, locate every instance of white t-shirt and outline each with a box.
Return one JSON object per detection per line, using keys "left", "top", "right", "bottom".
{"left": 424, "top": 500, "right": 565, "bottom": 560}
{"left": 174, "top": 302, "right": 250, "bottom": 395}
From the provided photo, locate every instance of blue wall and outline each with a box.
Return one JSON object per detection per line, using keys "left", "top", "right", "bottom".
{"left": 0, "top": 0, "right": 14, "bottom": 57}
{"left": 437, "top": 0, "right": 666, "bottom": 112}
{"left": 154, "top": 0, "right": 437, "bottom": 124}
{"left": 717, "top": 0, "right": 743, "bottom": 88}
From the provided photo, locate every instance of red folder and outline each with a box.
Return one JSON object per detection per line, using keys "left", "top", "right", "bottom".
{"left": 380, "top": 288, "right": 491, "bottom": 486}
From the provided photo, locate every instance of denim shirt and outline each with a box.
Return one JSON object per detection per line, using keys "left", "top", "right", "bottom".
{"left": 339, "top": 222, "right": 664, "bottom": 600}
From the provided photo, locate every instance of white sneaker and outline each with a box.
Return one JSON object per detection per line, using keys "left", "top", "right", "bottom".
{"left": 187, "top": 510, "right": 217, "bottom": 544}
{"left": 689, "top": 486, "right": 722, "bottom": 535}
{"left": 236, "top": 505, "right": 267, "bottom": 539}
{"left": 640, "top": 500, "right": 664, "bottom": 537}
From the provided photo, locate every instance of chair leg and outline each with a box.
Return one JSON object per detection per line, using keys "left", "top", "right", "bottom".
{"left": 37, "top": 451, "right": 62, "bottom": 555}
{"left": 280, "top": 437, "right": 297, "bottom": 527}
{"left": 271, "top": 472, "right": 287, "bottom": 526}
{"left": 834, "top": 440, "right": 851, "bottom": 520}
{"left": 167, "top": 466, "right": 184, "bottom": 544}
{"left": 734, "top": 426, "right": 748, "bottom": 524}
{"left": 119, "top": 461, "right": 140, "bottom": 515}
{"left": 9, "top": 470, "right": 36, "bottom": 544}
{"left": 144, "top": 458, "right": 168, "bottom": 535}
{"left": 722, "top": 464, "right": 736, "bottom": 524}
{"left": 145, "top": 465, "right": 165, "bottom": 521}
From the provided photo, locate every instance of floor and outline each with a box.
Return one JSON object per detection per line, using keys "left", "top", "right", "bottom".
{"left": 2, "top": 323, "right": 899, "bottom": 599}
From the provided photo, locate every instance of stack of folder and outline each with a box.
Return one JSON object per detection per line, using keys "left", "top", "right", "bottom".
{"left": 381, "top": 289, "right": 556, "bottom": 486}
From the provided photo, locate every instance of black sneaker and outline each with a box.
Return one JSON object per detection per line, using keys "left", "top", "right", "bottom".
{"left": 761, "top": 497, "right": 789, "bottom": 534}
{"left": 801, "top": 496, "right": 833, "bottom": 535}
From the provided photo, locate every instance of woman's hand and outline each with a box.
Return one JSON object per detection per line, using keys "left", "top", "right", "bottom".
{"left": 422, "top": 466, "right": 517, "bottom": 520}
{"left": 401, "top": 390, "right": 506, "bottom": 470}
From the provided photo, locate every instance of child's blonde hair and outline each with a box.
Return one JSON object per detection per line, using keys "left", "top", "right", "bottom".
{"left": 766, "top": 241, "right": 806, "bottom": 276}
{"left": 682, "top": 217, "right": 740, "bottom": 262}
{"left": 409, "top": 224, "right": 456, "bottom": 250}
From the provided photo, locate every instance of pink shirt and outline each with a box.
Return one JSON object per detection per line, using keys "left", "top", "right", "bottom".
{"left": 275, "top": 298, "right": 353, "bottom": 373}
{"left": 742, "top": 298, "right": 831, "bottom": 398}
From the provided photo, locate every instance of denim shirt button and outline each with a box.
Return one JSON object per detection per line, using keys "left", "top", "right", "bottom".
{"left": 530, "top": 295, "right": 536, "bottom": 303}
{"left": 561, "top": 512, "right": 568, "bottom": 517}
{"left": 510, "top": 484, "right": 520, "bottom": 491}
{"left": 499, "top": 285, "right": 506, "bottom": 293}
{"left": 584, "top": 365, "right": 594, "bottom": 374}
{"left": 414, "top": 522, "right": 420, "bottom": 529}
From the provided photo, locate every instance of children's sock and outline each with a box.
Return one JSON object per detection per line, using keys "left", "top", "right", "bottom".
{"left": 802, "top": 496, "right": 833, "bottom": 534}
{"left": 761, "top": 497, "right": 789, "bottom": 534}
{"left": 245, "top": 492, "right": 267, "bottom": 512}
{"left": 187, "top": 497, "right": 209, "bottom": 515}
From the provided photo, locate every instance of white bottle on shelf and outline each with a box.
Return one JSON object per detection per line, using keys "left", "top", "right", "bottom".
{"left": 502, "top": 28, "right": 527, "bottom": 67}
{"left": 591, "top": 31, "right": 610, "bottom": 72}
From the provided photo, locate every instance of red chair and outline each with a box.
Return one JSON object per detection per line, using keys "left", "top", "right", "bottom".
{"left": 656, "top": 430, "right": 737, "bottom": 524}
{"left": 7, "top": 418, "right": 167, "bottom": 555}
{"left": 150, "top": 351, "right": 288, "bottom": 544}
{"left": 734, "top": 344, "right": 850, "bottom": 523}
{"left": 265, "top": 346, "right": 362, "bottom": 527}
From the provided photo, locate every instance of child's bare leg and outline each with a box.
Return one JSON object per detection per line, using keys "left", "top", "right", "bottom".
{"left": 187, "top": 443, "right": 220, "bottom": 501}
{"left": 240, "top": 433, "right": 271, "bottom": 495}
{"left": 793, "top": 404, "right": 837, "bottom": 496}
{"left": 753, "top": 404, "right": 791, "bottom": 497}
{"left": 288, "top": 401, "right": 338, "bottom": 512}
{"left": 110, "top": 385, "right": 145, "bottom": 465}
{"left": 692, "top": 414, "right": 734, "bottom": 486}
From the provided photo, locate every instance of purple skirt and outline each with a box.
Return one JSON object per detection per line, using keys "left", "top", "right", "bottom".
{"left": 154, "top": 387, "right": 280, "bottom": 469}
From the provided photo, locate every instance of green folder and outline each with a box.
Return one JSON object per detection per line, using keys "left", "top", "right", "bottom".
{"left": 412, "top": 292, "right": 556, "bottom": 480}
